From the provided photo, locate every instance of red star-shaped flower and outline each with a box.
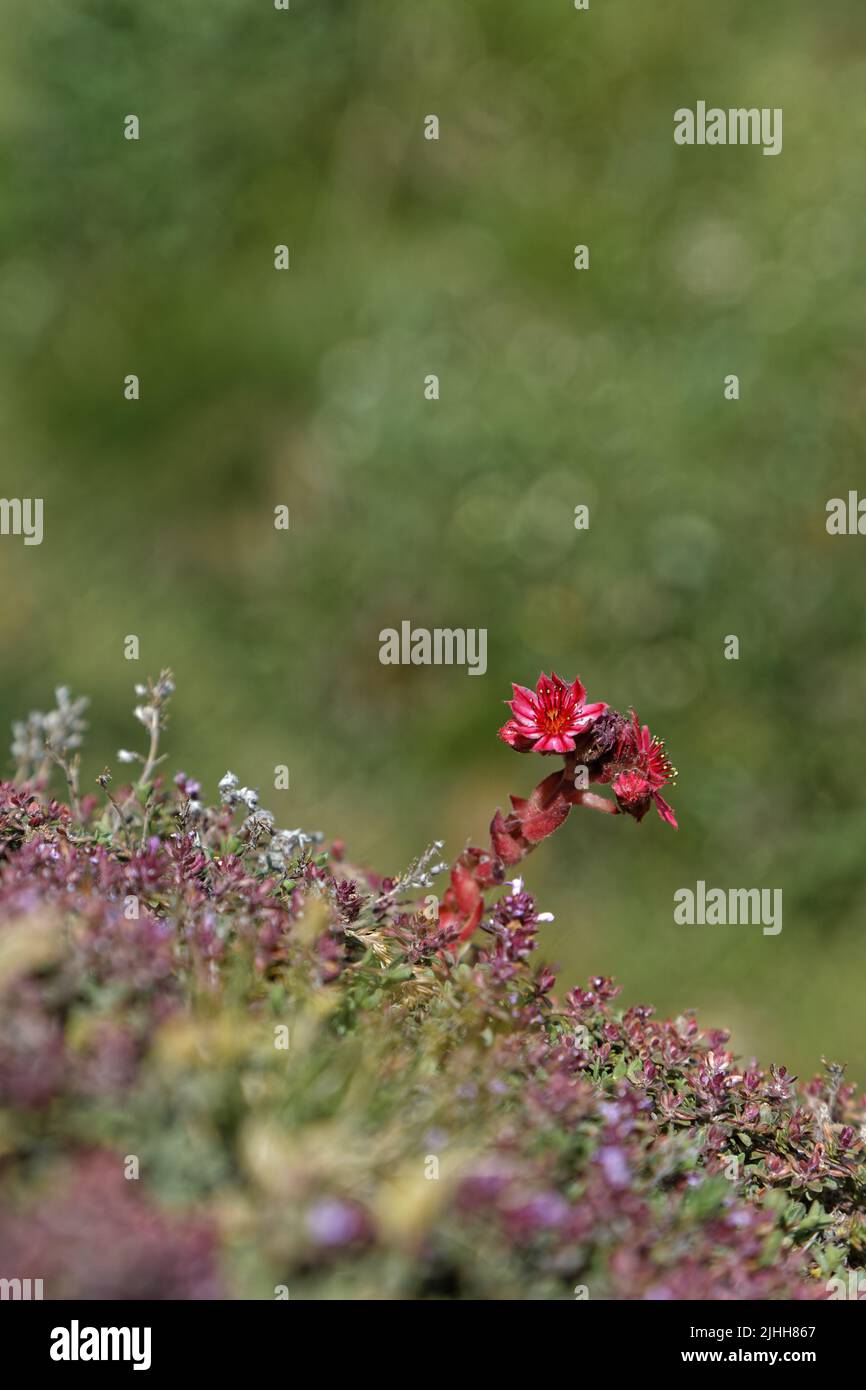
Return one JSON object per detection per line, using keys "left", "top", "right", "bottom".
{"left": 498, "top": 672, "right": 607, "bottom": 755}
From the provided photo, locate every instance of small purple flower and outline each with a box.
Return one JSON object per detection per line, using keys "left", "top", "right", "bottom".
{"left": 174, "top": 771, "right": 202, "bottom": 798}
{"left": 597, "top": 1145, "right": 631, "bottom": 1189}
{"left": 305, "top": 1198, "right": 371, "bottom": 1249}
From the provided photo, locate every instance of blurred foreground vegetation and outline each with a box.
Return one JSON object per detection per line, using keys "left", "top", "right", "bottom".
{"left": 1, "top": 0, "right": 866, "bottom": 1078}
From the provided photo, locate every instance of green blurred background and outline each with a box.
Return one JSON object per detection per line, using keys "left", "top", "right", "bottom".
{"left": 2, "top": 0, "right": 865, "bottom": 1078}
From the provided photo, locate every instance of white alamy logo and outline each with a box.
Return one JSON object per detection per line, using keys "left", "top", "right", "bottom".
{"left": 379, "top": 622, "right": 487, "bottom": 676}
{"left": 0, "top": 1277, "right": 43, "bottom": 1299}
{"left": 827, "top": 1271, "right": 866, "bottom": 1301}
{"left": 674, "top": 882, "right": 782, "bottom": 936}
{"left": 0, "top": 497, "right": 43, "bottom": 545}
{"left": 50, "top": 1321, "right": 152, "bottom": 1372}
{"left": 674, "top": 103, "right": 782, "bottom": 156}
{"left": 826, "top": 492, "right": 866, "bottom": 535}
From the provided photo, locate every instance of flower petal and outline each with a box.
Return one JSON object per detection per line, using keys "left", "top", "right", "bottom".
{"left": 532, "top": 732, "right": 576, "bottom": 754}
{"left": 653, "top": 794, "right": 678, "bottom": 829}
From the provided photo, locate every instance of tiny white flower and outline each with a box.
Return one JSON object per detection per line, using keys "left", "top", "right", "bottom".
{"left": 218, "top": 772, "right": 239, "bottom": 804}
{"left": 134, "top": 704, "right": 157, "bottom": 730}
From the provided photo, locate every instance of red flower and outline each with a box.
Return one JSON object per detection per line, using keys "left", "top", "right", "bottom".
{"left": 498, "top": 673, "right": 607, "bottom": 755}
{"left": 609, "top": 712, "right": 678, "bottom": 829}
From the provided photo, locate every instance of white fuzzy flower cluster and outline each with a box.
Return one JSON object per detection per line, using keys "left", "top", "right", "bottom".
{"left": 217, "top": 771, "right": 259, "bottom": 812}
{"left": 133, "top": 704, "right": 159, "bottom": 734}
{"left": 273, "top": 827, "right": 323, "bottom": 856}
{"left": 11, "top": 686, "right": 89, "bottom": 775}
{"left": 257, "top": 828, "right": 325, "bottom": 876}
{"left": 218, "top": 772, "right": 323, "bottom": 875}
{"left": 119, "top": 671, "right": 176, "bottom": 777}
{"left": 134, "top": 674, "right": 175, "bottom": 703}
{"left": 385, "top": 841, "right": 447, "bottom": 894}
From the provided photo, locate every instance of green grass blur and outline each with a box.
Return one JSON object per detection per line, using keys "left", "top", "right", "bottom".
{"left": 2, "top": 0, "right": 866, "bottom": 1078}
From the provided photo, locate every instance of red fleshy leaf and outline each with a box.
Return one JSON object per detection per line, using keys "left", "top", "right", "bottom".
{"left": 509, "top": 769, "right": 571, "bottom": 845}
{"left": 460, "top": 846, "right": 504, "bottom": 889}
{"left": 450, "top": 860, "right": 482, "bottom": 917}
{"left": 490, "top": 809, "right": 526, "bottom": 865}
{"left": 518, "top": 798, "right": 571, "bottom": 845}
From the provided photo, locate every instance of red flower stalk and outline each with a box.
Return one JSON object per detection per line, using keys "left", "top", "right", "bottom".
{"left": 440, "top": 673, "right": 678, "bottom": 946}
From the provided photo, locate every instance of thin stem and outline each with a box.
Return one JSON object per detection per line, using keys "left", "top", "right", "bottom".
{"left": 45, "top": 744, "right": 82, "bottom": 822}
{"left": 139, "top": 794, "right": 153, "bottom": 853}
{"left": 138, "top": 715, "right": 161, "bottom": 790}
{"left": 98, "top": 771, "right": 132, "bottom": 849}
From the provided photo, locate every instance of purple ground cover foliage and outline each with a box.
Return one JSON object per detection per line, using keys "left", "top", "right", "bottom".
{"left": 0, "top": 673, "right": 863, "bottom": 1299}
